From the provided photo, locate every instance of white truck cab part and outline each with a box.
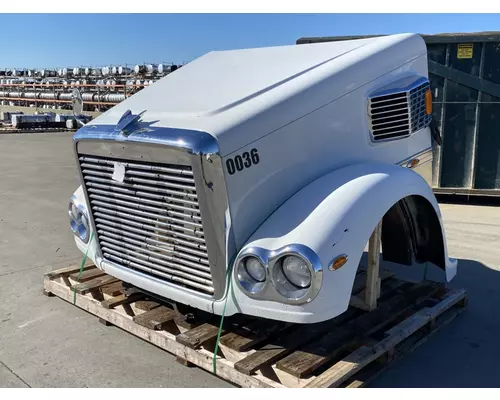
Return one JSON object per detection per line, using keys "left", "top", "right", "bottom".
{"left": 69, "top": 33, "right": 457, "bottom": 324}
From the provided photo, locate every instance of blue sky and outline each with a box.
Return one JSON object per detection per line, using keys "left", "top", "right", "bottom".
{"left": 1, "top": 13, "right": 499, "bottom": 68}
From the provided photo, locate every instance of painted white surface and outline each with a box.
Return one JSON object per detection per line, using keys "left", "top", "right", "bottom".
{"left": 221, "top": 54, "right": 430, "bottom": 251}
{"left": 88, "top": 33, "right": 426, "bottom": 156}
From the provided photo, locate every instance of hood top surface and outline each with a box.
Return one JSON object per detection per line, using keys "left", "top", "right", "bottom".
{"left": 84, "top": 33, "right": 425, "bottom": 152}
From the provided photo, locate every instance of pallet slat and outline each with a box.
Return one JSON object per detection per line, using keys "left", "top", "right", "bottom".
{"left": 220, "top": 320, "right": 289, "bottom": 352}
{"left": 133, "top": 306, "right": 177, "bottom": 330}
{"left": 69, "top": 268, "right": 106, "bottom": 283}
{"left": 44, "top": 264, "right": 95, "bottom": 280}
{"left": 234, "top": 308, "right": 359, "bottom": 376}
{"left": 100, "top": 281, "right": 124, "bottom": 297}
{"left": 135, "top": 300, "right": 161, "bottom": 311}
{"left": 177, "top": 323, "right": 224, "bottom": 349}
{"left": 71, "top": 275, "right": 119, "bottom": 295}
{"left": 101, "top": 293, "right": 144, "bottom": 309}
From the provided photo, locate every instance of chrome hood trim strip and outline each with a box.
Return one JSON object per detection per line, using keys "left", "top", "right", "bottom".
{"left": 73, "top": 123, "right": 219, "bottom": 155}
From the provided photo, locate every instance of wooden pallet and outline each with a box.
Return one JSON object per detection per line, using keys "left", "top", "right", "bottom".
{"left": 43, "top": 264, "right": 467, "bottom": 388}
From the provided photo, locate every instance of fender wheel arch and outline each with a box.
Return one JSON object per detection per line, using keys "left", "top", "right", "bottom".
{"left": 381, "top": 194, "right": 446, "bottom": 270}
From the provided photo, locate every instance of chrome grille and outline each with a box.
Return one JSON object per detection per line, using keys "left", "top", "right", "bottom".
{"left": 78, "top": 154, "right": 214, "bottom": 295}
{"left": 368, "top": 79, "right": 432, "bottom": 142}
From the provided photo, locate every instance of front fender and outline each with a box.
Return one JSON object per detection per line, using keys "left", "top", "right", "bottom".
{"left": 223, "top": 162, "right": 457, "bottom": 323}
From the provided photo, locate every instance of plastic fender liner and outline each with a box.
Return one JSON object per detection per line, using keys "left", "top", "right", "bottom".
{"left": 382, "top": 195, "right": 446, "bottom": 270}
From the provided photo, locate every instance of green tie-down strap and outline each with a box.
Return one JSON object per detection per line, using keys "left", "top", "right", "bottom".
{"left": 212, "top": 264, "right": 234, "bottom": 375}
{"left": 73, "top": 232, "right": 94, "bottom": 305}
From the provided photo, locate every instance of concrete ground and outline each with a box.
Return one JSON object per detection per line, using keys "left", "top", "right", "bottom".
{"left": 0, "top": 131, "right": 499, "bottom": 388}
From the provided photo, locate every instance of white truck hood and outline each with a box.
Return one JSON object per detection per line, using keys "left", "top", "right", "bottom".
{"left": 87, "top": 33, "right": 426, "bottom": 156}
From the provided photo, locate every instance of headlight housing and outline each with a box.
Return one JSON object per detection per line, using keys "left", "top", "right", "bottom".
{"left": 234, "top": 244, "right": 323, "bottom": 304}
{"left": 68, "top": 196, "right": 90, "bottom": 243}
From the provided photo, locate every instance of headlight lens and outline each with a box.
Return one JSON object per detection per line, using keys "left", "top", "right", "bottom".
{"left": 282, "top": 256, "right": 311, "bottom": 288}
{"left": 245, "top": 257, "right": 266, "bottom": 282}
{"left": 68, "top": 198, "right": 90, "bottom": 243}
{"left": 236, "top": 256, "right": 266, "bottom": 294}
{"left": 272, "top": 254, "right": 314, "bottom": 300}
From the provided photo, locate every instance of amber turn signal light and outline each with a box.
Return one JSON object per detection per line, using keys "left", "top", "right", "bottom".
{"left": 329, "top": 255, "right": 348, "bottom": 271}
{"left": 425, "top": 89, "right": 432, "bottom": 115}
{"left": 406, "top": 158, "right": 420, "bottom": 169}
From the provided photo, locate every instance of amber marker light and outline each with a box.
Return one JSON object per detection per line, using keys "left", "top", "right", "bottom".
{"left": 407, "top": 158, "right": 420, "bottom": 169}
{"left": 425, "top": 88, "right": 433, "bottom": 115}
{"left": 329, "top": 255, "right": 348, "bottom": 271}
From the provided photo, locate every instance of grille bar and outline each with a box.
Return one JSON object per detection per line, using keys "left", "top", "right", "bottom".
{"left": 84, "top": 175, "right": 198, "bottom": 200}
{"left": 79, "top": 153, "right": 214, "bottom": 295}
{"left": 91, "top": 199, "right": 204, "bottom": 229}
{"left": 104, "top": 252, "right": 214, "bottom": 294}
{"left": 82, "top": 169, "right": 196, "bottom": 192}
{"left": 100, "top": 241, "right": 212, "bottom": 282}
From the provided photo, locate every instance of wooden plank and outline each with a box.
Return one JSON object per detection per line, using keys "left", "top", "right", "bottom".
{"left": 100, "top": 281, "right": 124, "bottom": 297}
{"left": 304, "top": 288, "right": 467, "bottom": 388}
{"left": 350, "top": 270, "right": 394, "bottom": 308}
{"left": 69, "top": 268, "right": 106, "bottom": 283}
{"left": 45, "top": 264, "right": 95, "bottom": 280}
{"left": 351, "top": 272, "right": 367, "bottom": 295}
{"left": 365, "top": 221, "right": 382, "bottom": 311}
{"left": 43, "top": 278, "right": 276, "bottom": 388}
{"left": 135, "top": 300, "right": 161, "bottom": 311}
{"left": 349, "top": 295, "right": 371, "bottom": 311}
{"left": 133, "top": 306, "right": 177, "bottom": 330}
{"left": 220, "top": 320, "right": 288, "bottom": 352}
{"left": 101, "top": 293, "right": 144, "bottom": 310}
{"left": 234, "top": 308, "right": 359, "bottom": 376}
{"left": 176, "top": 323, "right": 224, "bottom": 349}
{"left": 173, "top": 312, "right": 210, "bottom": 331}
{"left": 275, "top": 282, "right": 439, "bottom": 378}
{"left": 71, "top": 275, "right": 119, "bottom": 295}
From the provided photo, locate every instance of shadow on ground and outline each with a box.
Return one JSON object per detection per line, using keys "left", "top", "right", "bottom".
{"left": 370, "top": 257, "right": 500, "bottom": 388}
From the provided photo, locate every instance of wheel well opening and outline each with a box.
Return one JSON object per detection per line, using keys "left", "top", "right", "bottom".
{"left": 380, "top": 195, "right": 446, "bottom": 271}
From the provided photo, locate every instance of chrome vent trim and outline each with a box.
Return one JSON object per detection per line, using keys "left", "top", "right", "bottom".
{"left": 78, "top": 154, "right": 215, "bottom": 296}
{"left": 368, "top": 77, "right": 432, "bottom": 142}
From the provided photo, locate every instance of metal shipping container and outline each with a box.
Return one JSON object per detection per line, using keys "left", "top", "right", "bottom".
{"left": 297, "top": 32, "right": 500, "bottom": 196}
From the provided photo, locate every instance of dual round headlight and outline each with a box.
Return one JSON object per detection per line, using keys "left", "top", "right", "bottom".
{"left": 236, "top": 256, "right": 267, "bottom": 294}
{"left": 281, "top": 256, "right": 312, "bottom": 288}
{"left": 235, "top": 249, "right": 317, "bottom": 303}
{"left": 68, "top": 198, "right": 90, "bottom": 243}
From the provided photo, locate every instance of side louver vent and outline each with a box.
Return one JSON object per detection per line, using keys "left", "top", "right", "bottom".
{"left": 368, "top": 77, "right": 432, "bottom": 142}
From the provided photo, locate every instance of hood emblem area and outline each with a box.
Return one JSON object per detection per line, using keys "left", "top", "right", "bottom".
{"left": 114, "top": 109, "right": 148, "bottom": 137}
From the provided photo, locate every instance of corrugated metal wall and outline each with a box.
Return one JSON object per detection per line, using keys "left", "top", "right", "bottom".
{"left": 297, "top": 32, "right": 500, "bottom": 196}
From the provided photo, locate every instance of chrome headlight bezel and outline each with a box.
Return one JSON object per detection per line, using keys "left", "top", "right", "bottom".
{"left": 235, "top": 252, "right": 269, "bottom": 295}
{"left": 233, "top": 244, "right": 323, "bottom": 305}
{"left": 68, "top": 195, "right": 90, "bottom": 244}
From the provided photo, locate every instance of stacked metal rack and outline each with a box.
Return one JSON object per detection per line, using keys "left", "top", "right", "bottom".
{"left": 0, "top": 62, "right": 183, "bottom": 112}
